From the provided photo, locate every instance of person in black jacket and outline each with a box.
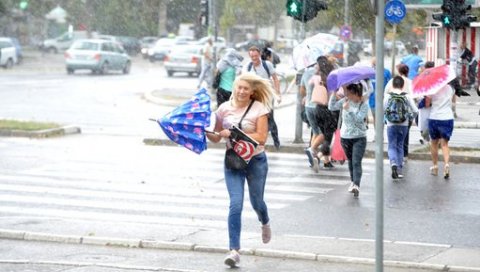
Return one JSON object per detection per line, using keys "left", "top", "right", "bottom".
{"left": 459, "top": 42, "right": 478, "bottom": 88}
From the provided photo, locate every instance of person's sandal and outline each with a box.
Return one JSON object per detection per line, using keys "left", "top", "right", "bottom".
{"left": 444, "top": 164, "right": 450, "bottom": 179}
{"left": 430, "top": 165, "right": 438, "bottom": 176}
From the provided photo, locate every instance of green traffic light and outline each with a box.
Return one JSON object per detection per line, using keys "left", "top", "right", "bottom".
{"left": 444, "top": 16, "right": 450, "bottom": 25}
{"left": 19, "top": 0, "right": 28, "bottom": 9}
{"left": 289, "top": 2, "right": 298, "bottom": 14}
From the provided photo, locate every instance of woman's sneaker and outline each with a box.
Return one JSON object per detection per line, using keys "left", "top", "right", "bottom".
{"left": 348, "top": 182, "right": 355, "bottom": 193}
{"left": 224, "top": 250, "right": 240, "bottom": 268}
{"left": 352, "top": 184, "right": 360, "bottom": 197}
{"left": 261, "top": 224, "right": 271, "bottom": 244}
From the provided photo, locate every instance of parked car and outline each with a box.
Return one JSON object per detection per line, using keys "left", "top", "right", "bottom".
{"left": 7, "top": 37, "right": 22, "bottom": 63}
{"left": 148, "top": 36, "right": 194, "bottom": 62}
{"left": 41, "top": 31, "right": 89, "bottom": 54}
{"left": 163, "top": 44, "right": 202, "bottom": 77}
{"left": 64, "top": 39, "right": 131, "bottom": 75}
{"left": 276, "top": 37, "right": 299, "bottom": 53}
{"left": 0, "top": 37, "right": 17, "bottom": 68}
{"left": 117, "top": 36, "right": 141, "bottom": 56}
{"left": 140, "top": 36, "right": 158, "bottom": 59}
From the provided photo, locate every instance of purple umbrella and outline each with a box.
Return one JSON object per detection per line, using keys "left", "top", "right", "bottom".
{"left": 326, "top": 65, "right": 375, "bottom": 92}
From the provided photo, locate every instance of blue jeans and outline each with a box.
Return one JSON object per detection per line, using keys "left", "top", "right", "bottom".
{"left": 224, "top": 152, "right": 269, "bottom": 250}
{"left": 340, "top": 137, "right": 367, "bottom": 187}
{"left": 387, "top": 125, "right": 408, "bottom": 171}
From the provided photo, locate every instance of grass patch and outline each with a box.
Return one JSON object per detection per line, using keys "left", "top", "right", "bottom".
{"left": 0, "top": 119, "right": 61, "bottom": 131}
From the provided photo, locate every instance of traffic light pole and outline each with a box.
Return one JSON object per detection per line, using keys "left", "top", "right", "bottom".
{"left": 374, "top": 0, "right": 385, "bottom": 271}
{"left": 293, "top": 0, "right": 307, "bottom": 144}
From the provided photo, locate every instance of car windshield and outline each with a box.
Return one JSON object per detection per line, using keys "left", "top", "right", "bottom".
{"left": 155, "top": 39, "right": 175, "bottom": 46}
{"left": 171, "top": 46, "right": 199, "bottom": 55}
{"left": 71, "top": 41, "right": 99, "bottom": 51}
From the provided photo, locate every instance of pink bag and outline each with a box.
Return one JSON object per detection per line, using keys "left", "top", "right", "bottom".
{"left": 331, "top": 129, "right": 347, "bottom": 162}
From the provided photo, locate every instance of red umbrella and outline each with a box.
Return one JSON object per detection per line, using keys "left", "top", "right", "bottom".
{"left": 412, "top": 64, "right": 456, "bottom": 98}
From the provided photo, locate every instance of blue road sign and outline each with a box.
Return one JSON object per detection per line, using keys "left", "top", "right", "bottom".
{"left": 385, "top": 0, "right": 406, "bottom": 24}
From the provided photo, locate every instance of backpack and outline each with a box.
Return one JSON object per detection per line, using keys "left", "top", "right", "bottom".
{"left": 247, "top": 60, "right": 271, "bottom": 78}
{"left": 385, "top": 92, "right": 409, "bottom": 123}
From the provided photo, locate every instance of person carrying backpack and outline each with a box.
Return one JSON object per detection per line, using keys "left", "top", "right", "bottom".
{"left": 244, "top": 46, "right": 282, "bottom": 150}
{"left": 384, "top": 76, "right": 418, "bottom": 179}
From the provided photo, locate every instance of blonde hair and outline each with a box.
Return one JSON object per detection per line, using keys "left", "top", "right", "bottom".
{"left": 231, "top": 73, "right": 274, "bottom": 111}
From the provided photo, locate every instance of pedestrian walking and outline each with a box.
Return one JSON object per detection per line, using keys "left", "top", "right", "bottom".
{"left": 215, "top": 48, "right": 243, "bottom": 107}
{"left": 328, "top": 83, "right": 368, "bottom": 197}
{"left": 299, "top": 65, "right": 317, "bottom": 168}
{"left": 245, "top": 46, "right": 282, "bottom": 149}
{"left": 197, "top": 37, "right": 214, "bottom": 89}
{"left": 400, "top": 45, "right": 424, "bottom": 80}
{"left": 417, "top": 61, "right": 435, "bottom": 145}
{"left": 384, "top": 76, "right": 418, "bottom": 179}
{"left": 305, "top": 56, "right": 336, "bottom": 171}
{"left": 206, "top": 73, "right": 273, "bottom": 267}
{"left": 459, "top": 42, "right": 478, "bottom": 88}
{"left": 428, "top": 84, "right": 455, "bottom": 179}
{"left": 386, "top": 64, "right": 413, "bottom": 162}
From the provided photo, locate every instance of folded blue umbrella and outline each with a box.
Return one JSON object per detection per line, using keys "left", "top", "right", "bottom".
{"left": 326, "top": 65, "right": 375, "bottom": 92}
{"left": 154, "top": 88, "right": 211, "bottom": 154}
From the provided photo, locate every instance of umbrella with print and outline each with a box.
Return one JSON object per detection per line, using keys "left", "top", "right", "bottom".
{"left": 411, "top": 64, "right": 456, "bottom": 98}
{"left": 152, "top": 88, "right": 211, "bottom": 154}
{"left": 292, "top": 33, "right": 339, "bottom": 71}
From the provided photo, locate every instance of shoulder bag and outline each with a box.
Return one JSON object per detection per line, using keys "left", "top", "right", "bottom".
{"left": 225, "top": 100, "right": 255, "bottom": 170}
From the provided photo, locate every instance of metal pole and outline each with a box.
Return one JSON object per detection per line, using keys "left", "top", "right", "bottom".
{"left": 344, "top": 0, "right": 349, "bottom": 66}
{"left": 293, "top": 0, "right": 307, "bottom": 144}
{"left": 391, "top": 24, "right": 397, "bottom": 76}
{"left": 374, "top": 0, "right": 385, "bottom": 271}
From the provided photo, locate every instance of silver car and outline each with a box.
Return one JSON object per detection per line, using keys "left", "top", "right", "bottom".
{"left": 163, "top": 44, "right": 202, "bottom": 77}
{"left": 64, "top": 39, "right": 131, "bottom": 75}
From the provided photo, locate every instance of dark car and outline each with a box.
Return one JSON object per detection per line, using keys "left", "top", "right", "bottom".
{"left": 117, "top": 36, "right": 141, "bottom": 56}
{"left": 140, "top": 36, "right": 158, "bottom": 59}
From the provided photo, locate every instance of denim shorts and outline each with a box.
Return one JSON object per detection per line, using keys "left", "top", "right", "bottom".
{"left": 428, "top": 119, "right": 454, "bottom": 141}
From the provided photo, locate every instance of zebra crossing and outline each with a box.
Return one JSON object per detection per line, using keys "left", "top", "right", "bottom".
{"left": 0, "top": 148, "right": 375, "bottom": 232}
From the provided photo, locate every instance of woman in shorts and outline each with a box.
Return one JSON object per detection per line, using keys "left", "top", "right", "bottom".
{"left": 428, "top": 84, "right": 455, "bottom": 179}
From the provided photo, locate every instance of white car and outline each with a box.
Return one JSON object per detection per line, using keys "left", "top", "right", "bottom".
{"left": 193, "top": 36, "right": 227, "bottom": 53}
{"left": 0, "top": 37, "right": 17, "bottom": 68}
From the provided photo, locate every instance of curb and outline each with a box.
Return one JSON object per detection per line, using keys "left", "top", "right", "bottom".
{"left": 0, "top": 125, "right": 81, "bottom": 138}
{"left": 143, "top": 138, "right": 480, "bottom": 164}
{"left": 0, "top": 229, "right": 478, "bottom": 271}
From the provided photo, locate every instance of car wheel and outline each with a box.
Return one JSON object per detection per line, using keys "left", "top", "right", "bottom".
{"left": 4, "top": 59, "right": 14, "bottom": 69}
{"left": 149, "top": 57, "right": 156, "bottom": 63}
{"left": 67, "top": 68, "right": 74, "bottom": 74}
{"left": 122, "top": 61, "right": 131, "bottom": 74}
{"left": 99, "top": 62, "right": 108, "bottom": 75}
{"left": 167, "top": 70, "right": 173, "bottom": 77}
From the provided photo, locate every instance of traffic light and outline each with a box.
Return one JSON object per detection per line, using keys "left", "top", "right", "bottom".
{"left": 432, "top": 0, "right": 478, "bottom": 30}
{"left": 432, "top": 0, "right": 454, "bottom": 29}
{"left": 286, "top": 0, "right": 327, "bottom": 23}
{"left": 456, "top": 0, "right": 477, "bottom": 29}
{"left": 286, "top": 0, "right": 303, "bottom": 19}
{"left": 19, "top": 0, "right": 28, "bottom": 10}
{"left": 200, "top": 0, "right": 208, "bottom": 27}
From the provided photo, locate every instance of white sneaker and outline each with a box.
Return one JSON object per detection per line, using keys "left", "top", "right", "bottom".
{"left": 312, "top": 157, "right": 319, "bottom": 173}
{"left": 224, "top": 250, "right": 240, "bottom": 267}
{"left": 348, "top": 182, "right": 355, "bottom": 193}
{"left": 261, "top": 224, "right": 271, "bottom": 244}
{"left": 352, "top": 184, "right": 360, "bottom": 197}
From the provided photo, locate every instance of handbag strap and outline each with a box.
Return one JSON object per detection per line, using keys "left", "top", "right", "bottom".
{"left": 238, "top": 100, "right": 254, "bottom": 130}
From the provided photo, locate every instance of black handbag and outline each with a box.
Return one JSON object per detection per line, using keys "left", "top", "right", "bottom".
{"left": 224, "top": 100, "right": 255, "bottom": 170}
{"left": 212, "top": 70, "right": 222, "bottom": 89}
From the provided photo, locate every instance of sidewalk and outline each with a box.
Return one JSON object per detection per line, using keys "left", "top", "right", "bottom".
{"left": 1, "top": 228, "right": 479, "bottom": 271}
